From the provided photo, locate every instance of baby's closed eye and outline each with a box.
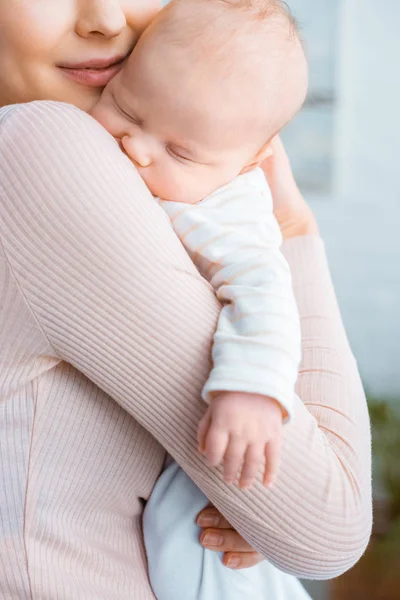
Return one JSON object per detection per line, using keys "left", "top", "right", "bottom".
{"left": 166, "top": 146, "right": 196, "bottom": 164}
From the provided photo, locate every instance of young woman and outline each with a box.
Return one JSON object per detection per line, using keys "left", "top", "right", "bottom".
{"left": 0, "top": 1, "right": 372, "bottom": 598}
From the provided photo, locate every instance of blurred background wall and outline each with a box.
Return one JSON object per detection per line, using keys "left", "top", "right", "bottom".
{"left": 284, "top": 1, "right": 400, "bottom": 598}
{"left": 284, "top": 0, "right": 400, "bottom": 399}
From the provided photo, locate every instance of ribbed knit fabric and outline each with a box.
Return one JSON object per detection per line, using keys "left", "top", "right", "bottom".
{"left": 0, "top": 102, "right": 372, "bottom": 599}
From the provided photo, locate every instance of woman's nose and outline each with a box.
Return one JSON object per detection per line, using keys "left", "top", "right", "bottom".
{"left": 76, "top": 0, "right": 127, "bottom": 39}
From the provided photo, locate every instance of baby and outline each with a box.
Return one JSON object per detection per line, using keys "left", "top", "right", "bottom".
{"left": 91, "top": 1, "right": 310, "bottom": 598}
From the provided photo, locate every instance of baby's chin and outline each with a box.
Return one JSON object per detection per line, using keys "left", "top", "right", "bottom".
{"left": 156, "top": 190, "right": 206, "bottom": 204}
{"left": 140, "top": 175, "right": 206, "bottom": 205}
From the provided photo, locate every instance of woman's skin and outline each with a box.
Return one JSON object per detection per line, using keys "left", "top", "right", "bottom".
{"left": 0, "top": 0, "right": 161, "bottom": 111}
{"left": 0, "top": 0, "right": 319, "bottom": 572}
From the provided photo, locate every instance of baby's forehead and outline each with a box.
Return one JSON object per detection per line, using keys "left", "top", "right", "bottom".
{"left": 145, "top": 41, "right": 295, "bottom": 138}
{"left": 131, "top": 38, "right": 272, "bottom": 127}
{"left": 121, "top": 51, "right": 264, "bottom": 153}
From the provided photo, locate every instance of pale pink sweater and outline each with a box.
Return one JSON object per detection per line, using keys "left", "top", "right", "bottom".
{"left": 0, "top": 102, "right": 372, "bottom": 599}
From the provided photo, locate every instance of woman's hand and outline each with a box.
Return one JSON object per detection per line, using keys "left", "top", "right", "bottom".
{"left": 261, "top": 136, "right": 319, "bottom": 240}
{"left": 196, "top": 505, "right": 264, "bottom": 570}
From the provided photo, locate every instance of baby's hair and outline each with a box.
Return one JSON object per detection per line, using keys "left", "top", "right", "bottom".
{"left": 217, "top": 0, "right": 297, "bottom": 32}
{"left": 152, "top": 0, "right": 300, "bottom": 53}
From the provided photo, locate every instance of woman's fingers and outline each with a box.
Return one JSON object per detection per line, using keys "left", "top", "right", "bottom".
{"left": 196, "top": 506, "right": 232, "bottom": 529}
{"left": 200, "top": 527, "right": 255, "bottom": 552}
{"left": 261, "top": 135, "right": 296, "bottom": 203}
{"left": 261, "top": 136, "right": 319, "bottom": 239}
{"left": 197, "top": 506, "right": 265, "bottom": 569}
{"left": 222, "top": 551, "right": 264, "bottom": 570}
{"left": 201, "top": 527, "right": 264, "bottom": 569}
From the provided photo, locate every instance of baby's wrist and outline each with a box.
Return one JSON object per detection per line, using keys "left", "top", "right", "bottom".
{"left": 212, "top": 391, "right": 286, "bottom": 420}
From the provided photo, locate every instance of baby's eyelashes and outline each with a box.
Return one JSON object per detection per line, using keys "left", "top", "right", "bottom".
{"left": 166, "top": 146, "right": 195, "bottom": 164}
{"left": 112, "top": 92, "right": 142, "bottom": 126}
{"left": 120, "top": 108, "right": 141, "bottom": 127}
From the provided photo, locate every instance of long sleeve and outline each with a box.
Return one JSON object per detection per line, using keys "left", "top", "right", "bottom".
{"left": 0, "top": 102, "right": 372, "bottom": 579}
{"left": 160, "top": 169, "right": 301, "bottom": 419}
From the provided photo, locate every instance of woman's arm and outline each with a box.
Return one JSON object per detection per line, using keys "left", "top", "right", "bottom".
{"left": 0, "top": 102, "right": 372, "bottom": 579}
{"left": 198, "top": 137, "right": 371, "bottom": 571}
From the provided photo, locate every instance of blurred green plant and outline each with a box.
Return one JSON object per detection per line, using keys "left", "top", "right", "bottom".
{"left": 368, "top": 396, "right": 400, "bottom": 521}
{"left": 366, "top": 395, "right": 400, "bottom": 572}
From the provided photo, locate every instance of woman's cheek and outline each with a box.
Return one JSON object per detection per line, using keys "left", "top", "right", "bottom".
{"left": 124, "top": 0, "right": 163, "bottom": 34}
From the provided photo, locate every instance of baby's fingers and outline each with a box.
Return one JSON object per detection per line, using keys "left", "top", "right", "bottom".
{"left": 263, "top": 436, "right": 282, "bottom": 488}
{"left": 197, "top": 409, "right": 212, "bottom": 454}
{"left": 239, "top": 444, "right": 264, "bottom": 490}
{"left": 204, "top": 425, "right": 229, "bottom": 467}
{"left": 223, "top": 436, "right": 247, "bottom": 485}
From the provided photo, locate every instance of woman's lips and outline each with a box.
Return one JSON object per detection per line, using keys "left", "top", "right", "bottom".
{"left": 58, "top": 56, "right": 127, "bottom": 88}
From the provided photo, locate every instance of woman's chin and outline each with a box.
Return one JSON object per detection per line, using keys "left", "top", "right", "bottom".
{"left": 37, "top": 74, "right": 105, "bottom": 112}
{"left": 73, "top": 92, "right": 103, "bottom": 113}
{"left": 59, "top": 85, "right": 103, "bottom": 113}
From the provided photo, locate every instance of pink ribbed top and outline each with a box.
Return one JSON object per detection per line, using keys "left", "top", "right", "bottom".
{"left": 0, "top": 102, "right": 372, "bottom": 599}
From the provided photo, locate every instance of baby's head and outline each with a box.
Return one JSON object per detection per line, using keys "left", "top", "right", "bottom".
{"left": 92, "top": 0, "right": 308, "bottom": 203}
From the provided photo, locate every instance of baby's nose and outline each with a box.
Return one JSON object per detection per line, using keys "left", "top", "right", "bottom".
{"left": 135, "top": 153, "right": 152, "bottom": 168}
{"left": 121, "top": 135, "right": 153, "bottom": 168}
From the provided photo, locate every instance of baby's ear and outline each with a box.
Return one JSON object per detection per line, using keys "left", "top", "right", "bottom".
{"left": 240, "top": 142, "right": 273, "bottom": 174}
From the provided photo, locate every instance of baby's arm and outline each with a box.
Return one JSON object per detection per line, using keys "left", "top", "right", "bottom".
{"left": 160, "top": 169, "right": 301, "bottom": 488}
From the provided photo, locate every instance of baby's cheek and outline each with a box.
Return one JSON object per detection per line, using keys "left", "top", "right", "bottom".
{"left": 91, "top": 103, "right": 122, "bottom": 139}
{"left": 140, "top": 162, "right": 211, "bottom": 204}
{"left": 132, "top": 163, "right": 174, "bottom": 200}
{"left": 181, "top": 169, "right": 224, "bottom": 204}
{"left": 149, "top": 164, "right": 193, "bottom": 203}
{"left": 164, "top": 165, "right": 216, "bottom": 204}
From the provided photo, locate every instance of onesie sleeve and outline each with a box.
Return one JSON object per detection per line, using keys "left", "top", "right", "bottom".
{"left": 160, "top": 170, "right": 301, "bottom": 420}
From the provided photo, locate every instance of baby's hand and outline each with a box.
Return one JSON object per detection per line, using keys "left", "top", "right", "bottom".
{"left": 197, "top": 392, "right": 284, "bottom": 490}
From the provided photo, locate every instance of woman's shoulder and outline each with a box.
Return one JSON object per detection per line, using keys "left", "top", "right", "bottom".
{"left": 0, "top": 104, "right": 20, "bottom": 124}
{"left": 0, "top": 101, "right": 124, "bottom": 218}
{"left": 0, "top": 100, "right": 95, "bottom": 131}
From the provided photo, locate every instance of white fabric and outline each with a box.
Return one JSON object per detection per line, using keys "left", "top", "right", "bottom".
{"left": 160, "top": 168, "right": 301, "bottom": 419}
{"left": 143, "top": 461, "right": 311, "bottom": 600}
